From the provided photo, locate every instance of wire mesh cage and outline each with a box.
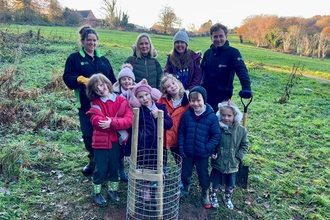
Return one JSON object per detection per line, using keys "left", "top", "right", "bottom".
{"left": 126, "top": 108, "right": 182, "bottom": 220}
{"left": 126, "top": 150, "right": 182, "bottom": 220}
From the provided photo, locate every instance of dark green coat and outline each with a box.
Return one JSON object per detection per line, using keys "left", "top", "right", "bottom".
{"left": 125, "top": 55, "right": 162, "bottom": 89}
{"left": 211, "top": 122, "right": 248, "bottom": 174}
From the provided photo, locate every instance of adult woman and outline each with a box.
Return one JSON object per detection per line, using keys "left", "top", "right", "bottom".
{"left": 63, "top": 26, "right": 117, "bottom": 177}
{"left": 125, "top": 33, "right": 162, "bottom": 89}
{"left": 164, "top": 29, "right": 202, "bottom": 91}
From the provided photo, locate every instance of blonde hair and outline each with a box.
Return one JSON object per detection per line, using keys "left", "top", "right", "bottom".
{"left": 217, "top": 100, "right": 243, "bottom": 123}
{"left": 86, "top": 73, "right": 114, "bottom": 101}
{"left": 160, "top": 74, "right": 185, "bottom": 97}
{"left": 133, "top": 33, "right": 158, "bottom": 58}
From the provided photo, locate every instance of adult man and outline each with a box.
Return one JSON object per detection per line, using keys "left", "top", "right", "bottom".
{"left": 201, "top": 23, "right": 252, "bottom": 112}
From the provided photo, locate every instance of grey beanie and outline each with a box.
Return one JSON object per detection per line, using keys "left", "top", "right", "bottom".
{"left": 173, "top": 29, "right": 189, "bottom": 46}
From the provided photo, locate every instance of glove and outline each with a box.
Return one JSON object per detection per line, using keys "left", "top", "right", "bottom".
{"left": 239, "top": 90, "right": 252, "bottom": 99}
{"left": 178, "top": 146, "right": 187, "bottom": 159}
{"left": 77, "top": 76, "right": 89, "bottom": 86}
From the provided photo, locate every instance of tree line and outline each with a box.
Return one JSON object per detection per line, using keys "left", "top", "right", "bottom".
{"left": 0, "top": 0, "right": 216, "bottom": 35}
{"left": 237, "top": 15, "right": 330, "bottom": 59}
{"left": 1, "top": 1, "right": 329, "bottom": 58}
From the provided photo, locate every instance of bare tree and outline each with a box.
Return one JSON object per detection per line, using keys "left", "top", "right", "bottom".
{"left": 158, "top": 5, "right": 178, "bottom": 34}
{"left": 101, "top": 0, "right": 129, "bottom": 29}
{"left": 101, "top": 0, "right": 117, "bottom": 28}
{"left": 318, "top": 27, "right": 330, "bottom": 59}
{"left": 47, "top": 0, "right": 62, "bottom": 23}
{"left": 198, "top": 20, "right": 212, "bottom": 35}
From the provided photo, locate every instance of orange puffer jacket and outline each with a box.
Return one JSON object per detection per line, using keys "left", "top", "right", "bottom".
{"left": 158, "top": 93, "right": 190, "bottom": 149}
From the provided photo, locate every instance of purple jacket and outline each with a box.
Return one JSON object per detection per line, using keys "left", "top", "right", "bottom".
{"left": 164, "top": 50, "right": 202, "bottom": 90}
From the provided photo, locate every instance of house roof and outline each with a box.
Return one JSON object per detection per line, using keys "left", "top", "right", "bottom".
{"left": 75, "top": 10, "right": 96, "bottom": 19}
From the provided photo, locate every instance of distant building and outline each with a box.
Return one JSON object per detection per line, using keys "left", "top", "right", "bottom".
{"left": 75, "top": 10, "right": 99, "bottom": 27}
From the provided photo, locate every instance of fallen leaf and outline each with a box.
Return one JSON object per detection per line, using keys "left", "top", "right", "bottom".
{"left": 264, "top": 203, "right": 270, "bottom": 209}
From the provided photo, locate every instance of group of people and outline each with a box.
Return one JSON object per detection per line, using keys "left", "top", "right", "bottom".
{"left": 62, "top": 23, "right": 252, "bottom": 210}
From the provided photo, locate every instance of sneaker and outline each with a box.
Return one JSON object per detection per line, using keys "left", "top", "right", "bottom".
{"left": 210, "top": 191, "right": 219, "bottom": 208}
{"left": 223, "top": 193, "right": 234, "bottom": 210}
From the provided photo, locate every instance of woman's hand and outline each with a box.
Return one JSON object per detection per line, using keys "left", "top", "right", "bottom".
{"left": 212, "top": 153, "right": 218, "bottom": 160}
{"left": 98, "top": 116, "right": 111, "bottom": 129}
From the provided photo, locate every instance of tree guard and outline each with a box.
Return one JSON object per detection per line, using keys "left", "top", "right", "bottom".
{"left": 126, "top": 108, "right": 182, "bottom": 220}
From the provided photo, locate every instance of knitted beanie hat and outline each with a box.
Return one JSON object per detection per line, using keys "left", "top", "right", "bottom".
{"left": 118, "top": 63, "right": 135, "bottom": 81}
{"left": 129, "top": 79, "right": 161, "bottom": 108}
{"left": 173, "top": 28, "right": 189, "bottom": 46}
{"left": 216, "top": 100, "right": 243, "bottom": 123}
{"left": 189, "top": 86, "right": 207, "bottom": 103}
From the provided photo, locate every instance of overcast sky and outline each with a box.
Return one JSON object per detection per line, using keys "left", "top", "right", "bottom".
{"left": 59, "top": 0, "right": 329, "bottom": 29}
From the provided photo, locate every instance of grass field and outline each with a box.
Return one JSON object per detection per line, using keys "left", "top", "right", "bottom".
{"left": 0, "top": 24, "right": 329, "bottom": 220}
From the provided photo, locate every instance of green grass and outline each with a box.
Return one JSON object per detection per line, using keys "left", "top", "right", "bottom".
{"left": 0, "top": 24, "right": 330, "bottom": 220}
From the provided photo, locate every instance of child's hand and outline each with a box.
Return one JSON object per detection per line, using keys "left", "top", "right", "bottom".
{"left": 124, "top": 156, "right": 130, "bottom": 162}
{"left": 151, "top": 107, "right": 159, "bottom": 118}
{"left": 98, "top": 116, "right": 111, "bottom": 129}
{"left": 212, "top": 153, "right": 218, "bottom": 160}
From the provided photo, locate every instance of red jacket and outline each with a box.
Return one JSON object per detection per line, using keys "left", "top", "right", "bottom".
{"left": 86, "top": 95, "right": 133, "bottom": 149}
{"left": 158, "top": 93, "right": 190, "bottom": 149}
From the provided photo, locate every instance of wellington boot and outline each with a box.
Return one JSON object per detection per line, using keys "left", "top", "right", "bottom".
{"left": 93, "top": 193, "right": 108, "bottom": 207}
{"left": 82, "top": 158, "right": 95, "bottom": 177}
{"left": 180, "top": 184, "right": 190, "bottom": 198}
{"left": 92, "top": 183, "right": 107, "bottom": 207}
{"left": 202, "top": 189, "right": 212, "bottom": 209}
{"left": 108, "top": 181, "right": 120, "bottom": 202}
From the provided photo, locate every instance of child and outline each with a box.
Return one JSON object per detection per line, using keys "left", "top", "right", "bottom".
{"left": 127, "top": 79, "right": 173, "bottom": 201}
{"left": 178, "top": 86, "right": 221, "bottom": 209}
{"left": 113, "top": 63, "right": 136, "bottom": 182}
{"left": 209, "top": 100, "right": 248, "bottom": 209}
{"left": 158, "top": 74, "right": 190, "bottom": 165}
{"left": 86, "top": 73, "right": 133, "bottom": 207}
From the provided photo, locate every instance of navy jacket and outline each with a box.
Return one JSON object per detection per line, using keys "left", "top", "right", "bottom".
{"left": 178, "top": 104, "right": 221, "bottom": 159}
{"left": 201, "top": 41, "right": 251, "bottom": 99}
{"left": 125, "top": 103, "right": 173, "bottom": 155}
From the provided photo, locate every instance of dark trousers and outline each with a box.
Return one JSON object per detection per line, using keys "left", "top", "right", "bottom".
{"left": 210, "top": 168, "right": 236, "bottom": 190}
{"left": 181, "top": 157, "right": 210, "bottom": 191}
{"left": 93, "top": 143, "right": 121, "bottom": 184}
{"left": 78, "top": 109, "right": 94, "bottom": 159}
{"left": 206, "top": 92, "right": 232, "bottom": 113}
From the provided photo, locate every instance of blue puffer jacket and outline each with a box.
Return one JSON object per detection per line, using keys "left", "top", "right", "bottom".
{"left": 178, "top": 104, "right": 221, "bottom": 159}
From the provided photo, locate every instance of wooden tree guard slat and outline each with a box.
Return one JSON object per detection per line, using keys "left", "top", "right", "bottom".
{"left": 156, "top": 110, "right": 164, "bottom": 219}
{"left": 128, "top": 108, "right": 165, "bottom": 219}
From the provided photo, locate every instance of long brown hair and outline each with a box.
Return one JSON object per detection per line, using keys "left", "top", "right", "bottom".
{"left": 169, "top": 48, "right": 192, "bottom": 69}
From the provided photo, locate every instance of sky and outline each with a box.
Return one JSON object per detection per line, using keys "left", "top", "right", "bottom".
{"left": 58, "top": 0, "right": 329, "bottom": 29}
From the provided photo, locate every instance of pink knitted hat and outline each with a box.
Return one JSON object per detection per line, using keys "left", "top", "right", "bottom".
{"left": 118, "top": 63, "right": 135, "bottom": 81}
{"left": 129, "top": 79, "right": 161, "bottom": 108}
